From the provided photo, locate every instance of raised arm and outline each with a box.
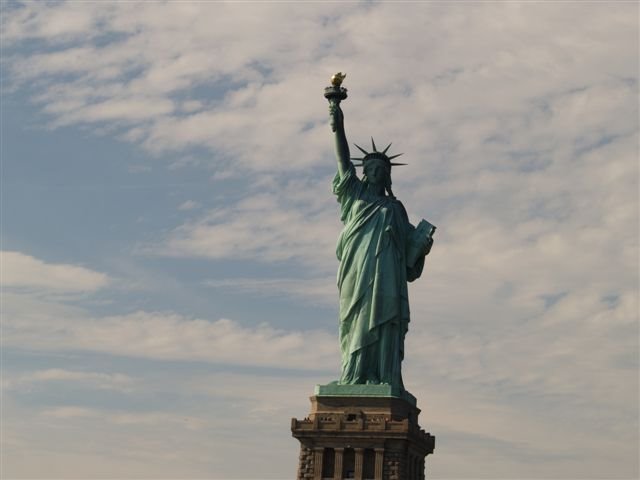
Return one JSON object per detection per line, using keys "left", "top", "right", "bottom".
{"left": 329, "top": 102, "right": 351, "bottom": 177}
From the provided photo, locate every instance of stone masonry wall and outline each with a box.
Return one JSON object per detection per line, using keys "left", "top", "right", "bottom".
{"left": 382, "top": 448, "right": 407, "bottom": 480}
{"left": 297, "top": 446, "right": 314, "bottom": 480}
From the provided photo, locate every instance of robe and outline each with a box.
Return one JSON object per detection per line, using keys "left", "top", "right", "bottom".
{"left": 333, "top": 164, "right": 425, "bottom": 388}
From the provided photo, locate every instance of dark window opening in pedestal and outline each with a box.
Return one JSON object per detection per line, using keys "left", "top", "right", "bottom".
{"left": 321, "top": 448, "right": 335, "bottom": 478}
{"left": 343, "top": 448, "right": 355, "bottom": 478}
{"left": 363, "top": 449, "right": 375, "bottom": 479}
{"left": 408, "top": 454, "right": 413, "bottom": 479}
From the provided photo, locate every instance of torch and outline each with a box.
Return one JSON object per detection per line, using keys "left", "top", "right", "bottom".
{"left": 324, "top": 72, "right": 347, "bottom": 132}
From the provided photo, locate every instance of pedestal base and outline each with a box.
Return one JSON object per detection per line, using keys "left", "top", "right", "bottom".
{"left": 314, "top": 383, "right": 417, "bottom": 406}
{"left": 291, "top": 389, "right": 434, "bottom": 480}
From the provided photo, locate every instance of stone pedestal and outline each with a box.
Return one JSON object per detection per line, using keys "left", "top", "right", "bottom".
{"left": 291, "top": 386, "right": 434, "bottom": 480}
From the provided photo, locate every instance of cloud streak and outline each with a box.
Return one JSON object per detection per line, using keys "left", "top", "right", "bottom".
{"left": 1, "top": 1, "right": 638, "bottom": 479}
{"left": 3, "top": 292, "right": 338, "bottom": 370}
{"left": 4, "top": 369, "right": 135, "bottom": 392}
{"left": 4, "top": 2, "right": 634, "bottom": 174}
{"left": 1, "top": 251, "right": 110, "bottom": 292}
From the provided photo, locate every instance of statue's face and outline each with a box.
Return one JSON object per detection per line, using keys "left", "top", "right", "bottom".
{"left": 364, "top": 159, "right": 390, "bottom": 186}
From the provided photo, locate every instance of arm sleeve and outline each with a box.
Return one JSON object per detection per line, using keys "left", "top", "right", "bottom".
{"left": 403, "top": 209, "right": 426, "bottom": 282}
{"left": 332, "top": 162, "right": 361, "bottom": 224}
{"left": 407, "top": 255, "right": 425, "bottom": 282}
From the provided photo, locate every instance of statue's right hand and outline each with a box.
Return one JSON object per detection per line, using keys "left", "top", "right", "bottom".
{"left": 329, "top": 102, "right": 343, "bottom": 132}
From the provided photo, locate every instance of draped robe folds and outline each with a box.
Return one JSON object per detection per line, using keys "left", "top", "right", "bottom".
{"left": 333, "top": 164, "right": 425, "bottom": 389}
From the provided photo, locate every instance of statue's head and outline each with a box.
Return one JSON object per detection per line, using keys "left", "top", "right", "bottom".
{"left": 352, "top": 138, "right": 405, "bottom": 197}
{"left": 363, "top": 157, "right": 390, "bottom": 186}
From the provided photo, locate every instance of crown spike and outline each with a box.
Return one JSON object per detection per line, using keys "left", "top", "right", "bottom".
{"left": 382, "top": 143, "right": 392, "bottom": 154}
{"left": 353, "top": 143, "right": 369, "bottom": 155}
{"left": 371, "top": 137, "right": 377, "bottom": 152}
{"left": 387, "top": 153, "right": 404, "bottom": 160}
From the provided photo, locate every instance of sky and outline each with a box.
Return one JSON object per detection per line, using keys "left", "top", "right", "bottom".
{"left": 0, "top": 1, "right": 638, "bottom": 479}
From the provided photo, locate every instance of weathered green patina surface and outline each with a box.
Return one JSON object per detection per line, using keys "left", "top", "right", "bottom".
{"left": 325, "top": 75, "right": 435, "bottom": 394}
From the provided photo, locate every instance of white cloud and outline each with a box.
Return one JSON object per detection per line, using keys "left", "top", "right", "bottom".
{"left": 2, "top": 292, "right": 338, "bottom": 370}
{"left": 3, "top": 398, "right": 219, "bottom": 477}
{"left": 152, "top": 178, "right": 340, "bottom": 271}
{"left": 1, "top": 2, "right": 111, "bottom": 44}
{"left": 4, "top": 369, "right": 134, "bottom": 392}
{"left": 2, "top": 374, "right": 307, "bottom": 479}
{"left": 40, "top": 406, "right": 97, "bottom": 419}
{"left": 177, "top": 199, "right": 200, "bottom": 211}
{"left": 1, "top": 251, "right": 110, "bottom": 292}
{"left": 3, "top": 2, "right": 634, "bottom": 176}
{"left": 2, "top": 1, "right": 638, "bottom": 479}
{"left": 204, "top": 276, "right": 336, "bottom": 306}
{"left": 41, "top": 406, "right": 206, "bottom": 430}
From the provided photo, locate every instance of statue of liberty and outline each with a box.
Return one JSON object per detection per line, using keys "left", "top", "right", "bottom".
{"left": 325, "top": 74, "right": 435, "bottom": 393}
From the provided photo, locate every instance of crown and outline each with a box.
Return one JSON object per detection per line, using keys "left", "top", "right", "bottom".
{"left": 351, "top": 138, "right": 406, "bottom": 167}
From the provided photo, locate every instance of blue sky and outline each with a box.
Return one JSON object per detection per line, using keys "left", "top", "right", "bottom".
{"left": 1, "top": 1, "right": 638, "bottom": 478}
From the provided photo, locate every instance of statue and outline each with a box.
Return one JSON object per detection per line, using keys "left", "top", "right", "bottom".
{"left": 325, "top": 74, "right": 435, "bottom": 392}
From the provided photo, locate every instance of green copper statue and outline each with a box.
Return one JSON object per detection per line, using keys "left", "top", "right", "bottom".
{"left": 325, "top": 74, "right": 435, "bottom": 392}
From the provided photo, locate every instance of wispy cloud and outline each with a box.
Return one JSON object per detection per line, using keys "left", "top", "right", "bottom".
{"left": 3, "top": 292, "right": 338, "bottom": 370}
{"left": 4, "top": 369, "right": 135, "bottom": 392}
{"left": 5, "top": 2, "right": 634, "bottom": 173}
{"left": 1, "top": 251, "right": 110, "bottom": 292}
{"left": 1, "top": 1, "right": 637, "bottom": 479}
{"left": 41, "top": 406, "right": 207, "bottom": 430}
{"left": 204, "top": 276, "right": 336, "bottom": 306}
{"left": 2, "top": 370, "right": 316, "bottom": 479}
{"left": 177, "top": 199, "right": 200, "bottom": 211}
{"left": 150, "top": 179, "right": 340, "bottom": 271}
